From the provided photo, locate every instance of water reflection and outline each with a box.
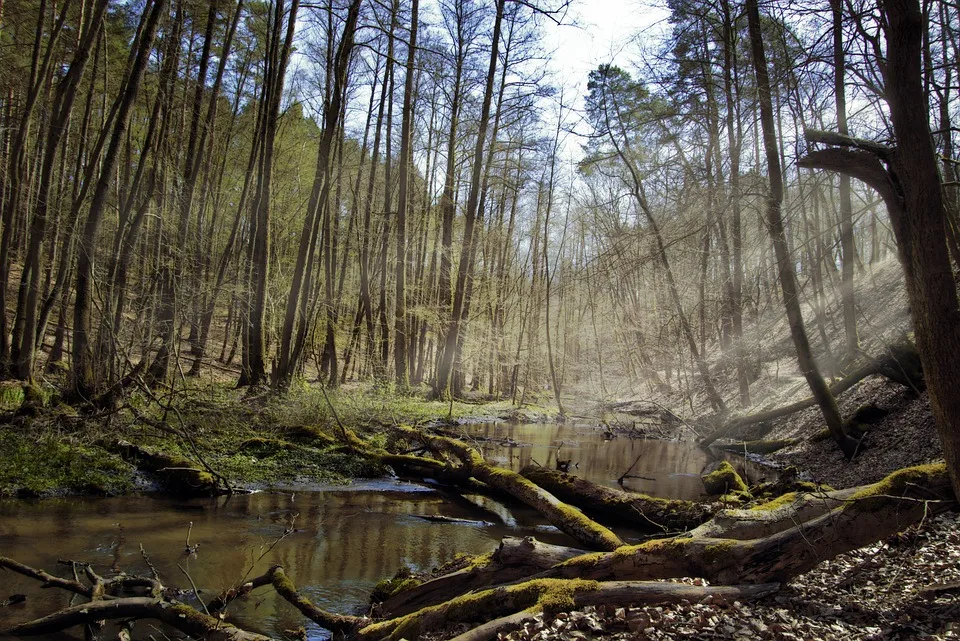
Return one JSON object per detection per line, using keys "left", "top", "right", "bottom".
{"left": 0, "top": 483, "right": 569, "bottom": 641}
{"left": 460, "top": 422, "right": 766, "bottom": 500}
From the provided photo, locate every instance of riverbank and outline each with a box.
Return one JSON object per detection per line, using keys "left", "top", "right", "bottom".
{"left": 0, "top": 381, "right": 556, "bottom": 498}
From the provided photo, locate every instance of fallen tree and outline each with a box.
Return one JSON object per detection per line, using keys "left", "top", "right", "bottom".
{"left": 392, "top": 425, "right": 625, "bottom": 551}
{"left": 700, "top": 342, "right": 925, "bottom": 447}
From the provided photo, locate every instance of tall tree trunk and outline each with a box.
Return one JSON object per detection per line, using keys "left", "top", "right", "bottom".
{"left": 14, "top": 0, "right": 109, "bottom": 380}
{"left": 393, "top": 0, "right": 418, "bottom": 390}
{"left": 432, "top": 0, "right": 505, "bottom": 399}
{"left": 276, "top": 0, "right": 361, "bottom": 389}
{"left": 747, "top": 0, "right": 857, "bottom": 458}
{"left": 240, "top": 0, "right": 300, "bottom": 387}
{"left": 71, "top": 0, "right": 167, "bottom": 400}
{"left": 831, "top": 0, "right": 859, "bottom": 358}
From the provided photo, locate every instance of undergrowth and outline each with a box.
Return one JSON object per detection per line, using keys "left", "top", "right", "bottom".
{"left": 0, "top": 379, "right": 522, "bottom": 497}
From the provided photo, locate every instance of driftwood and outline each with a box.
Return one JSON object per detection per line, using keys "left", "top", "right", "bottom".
{"left": 3, "top": 597, "right": 273, "bottom": 641}
{"left": 700, "top": 342, "right": 924, "bottom": 447}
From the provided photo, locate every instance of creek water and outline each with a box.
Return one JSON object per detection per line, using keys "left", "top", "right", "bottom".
{"left": 0, "top": 423, "right": 764, "bottom": 640}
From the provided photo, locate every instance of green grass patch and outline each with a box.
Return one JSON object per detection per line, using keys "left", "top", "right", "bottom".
{"left": 0, "top": 426, "right": 135, "bottom": 497}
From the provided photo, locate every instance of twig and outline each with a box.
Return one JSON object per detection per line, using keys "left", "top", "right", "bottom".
{"left": 139, "top": 545, "right": 160, "bottom": 582}
{"left": 207, "top": 515, "right": 299, "bottom": 615}
{"left": 184, "top": 522, "right": 198, "bottom": 555}
{"left": 177, "top": 564, "right": 210, "bottom": 616}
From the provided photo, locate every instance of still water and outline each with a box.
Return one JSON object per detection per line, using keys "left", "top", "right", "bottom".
{"left": 460, "top": 422, "right": 764, "bottom": 501}
{"left": 0, "top": 423, "right": 758, "bottom": 640}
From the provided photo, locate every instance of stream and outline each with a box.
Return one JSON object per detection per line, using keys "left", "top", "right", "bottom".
{"left": 0, "top": 423, "right": 766, "bottom": 640}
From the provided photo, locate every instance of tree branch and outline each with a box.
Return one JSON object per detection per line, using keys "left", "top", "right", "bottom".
{"left": 798, "top": 148, "right": 903, "bottom": 212}
{"left": 804, "top": 128, "right": 894, "bottom": 157}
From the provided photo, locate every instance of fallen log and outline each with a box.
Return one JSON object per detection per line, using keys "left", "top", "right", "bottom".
{"left": 110, "top": 440, "right": 219, "bottom": 497}
{"left": 543, "top": 463, "right": 953, "bottom": 585}
{"left": 520, "top": 467, "right": 711, "bottom": 532}
{"left": 444, "top": 582, "right": 778, "bottom": 641}
{"left": 397, "top": 426, "right": 624, "bottom": 551}
{"left": 700, "top": 343, "right": 923, "bottom": 447}
{"left": 357, "top": 578, "right": 779, "bottom": 641}
{"left": 686, "top": 487, "right": 859, "bottom": 539}
{"left": 378, "top": 537, "right": 588, "bottom": 617}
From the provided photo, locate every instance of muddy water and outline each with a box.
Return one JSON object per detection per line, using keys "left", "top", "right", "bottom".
{"left": 0, "top": 424, "right": 761, "bottom": 640}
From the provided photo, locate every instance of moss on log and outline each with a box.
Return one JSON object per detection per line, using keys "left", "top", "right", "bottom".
{"left": 111, "top": 440, "right": 218, "bottom": 497}
{"left": 520, "top": 467, "right": 711, "bottom": 532}
{"left": 397, "top": 426, "right": 624, "bottom": 551}
{"left": 544, "top": 463, "right": 953, "bottom": 585}
{"left": 700, "top": 461, "right": 750, "bottom": 496}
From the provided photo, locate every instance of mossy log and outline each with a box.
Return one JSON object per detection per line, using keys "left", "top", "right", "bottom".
{"left": 700, "top": 461, "right": 750, "bottom": 496}
{"left": 544, "top": 463, "right": 953, "bottom": 585}
{"left": 520, "top": 467, "right": 711, "bottom": 532}
{"left": 398, "top": 426, "right": 624, "bottom": 551}
{"left": 378, "top": 537, "right": 588, "bottom": 617}
{"left": 443, "top": 582, "right": 778, "bottom": 641}
{"left": 110, "top": 440, "right": 218, "bottom": 497}
{"left": 356, "top": 578, "right": 777, "bottom": 641}
{"left": 700, "top": 342, "right": 924, "bottom": 447}
{"left": 686, "top": 487, "right": 859, "bottom": 539}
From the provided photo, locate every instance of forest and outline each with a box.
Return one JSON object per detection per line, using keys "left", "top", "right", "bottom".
{"left": 1, "top": 0, "right": 960, "bottom": 638}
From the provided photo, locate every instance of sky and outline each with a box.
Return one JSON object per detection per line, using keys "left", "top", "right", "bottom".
{"left": 543, "top": 0, "right": 670, "bottom": 91}
{"left": 538, "top": 0, "right": 671, "bottom": 159}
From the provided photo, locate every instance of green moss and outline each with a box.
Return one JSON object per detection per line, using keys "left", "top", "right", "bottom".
{"left": 850, "top": 463, "right": 947, "bottom": 501}
{"left": 701, "top": 461, "right": 750, "bottom": 496}
{"left": 718, "top": 490, "right": 751, "bottom": 504}
{"left": 0, "top": 428, "right": 135, "bottom": 497}
{"left": 236, "top": 437, "right": 292, "bottom": 458}
{"left": 750, "top": 491, "right": 799, "bottom": 511}
{"left": 524, "top": 578, "right": 599, "bottom": 614}
{"left": 703, "top": 540, "right": 738, "bottom": 564}
{"left": 361, "top": 578, "right": 599, "bottom": 641}
{"left": 370, "top": 574, "right": 422, "bottom": 603}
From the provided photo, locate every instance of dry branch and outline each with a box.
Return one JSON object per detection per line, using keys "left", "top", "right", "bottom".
{"left": 2, "top": 597, "right": 273, "bottom": 641}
